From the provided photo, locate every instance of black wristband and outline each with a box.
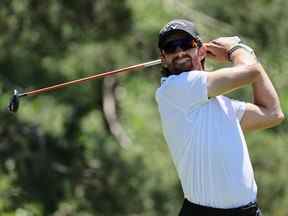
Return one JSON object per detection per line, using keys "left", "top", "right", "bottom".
{"left": 228, "top": 43, "right": 254, "bottom": 61}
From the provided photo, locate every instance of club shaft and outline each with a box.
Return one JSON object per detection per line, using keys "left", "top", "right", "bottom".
{"left": 20, "top": 59, "right": 161, "bottom": 97}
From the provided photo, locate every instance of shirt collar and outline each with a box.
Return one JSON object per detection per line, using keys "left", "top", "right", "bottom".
{"left": 161, "top": 77, "right": 167, "bottom": 84}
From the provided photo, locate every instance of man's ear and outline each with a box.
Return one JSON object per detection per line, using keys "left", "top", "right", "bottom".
{"left": 160, "top": 51, "right": 167, "bottom": 67}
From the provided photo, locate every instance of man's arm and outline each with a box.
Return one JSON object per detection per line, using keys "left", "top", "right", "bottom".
{"left": 228, "top": 41, "right": 284, "bottom": 131}
{"left": 240, "top": 64, "right": 284, "bottom": 131}
{"left": 205, "top": 37, "right": 285, "bottom": 131}
{"left": 204, "top": 63, "right": 260, "bottom": 97}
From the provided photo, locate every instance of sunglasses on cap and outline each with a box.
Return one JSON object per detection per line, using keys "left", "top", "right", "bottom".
{"left": 162, "top": 37, "right": 198, "bottom": 54}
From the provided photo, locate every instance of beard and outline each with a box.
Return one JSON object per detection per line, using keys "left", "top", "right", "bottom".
{"left": 171, "top": 55, "right": 194, "bottom": 74}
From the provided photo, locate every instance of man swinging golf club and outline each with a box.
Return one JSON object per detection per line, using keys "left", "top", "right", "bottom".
{"left": 155, "top": 19, "right": 284, "bottom": 215}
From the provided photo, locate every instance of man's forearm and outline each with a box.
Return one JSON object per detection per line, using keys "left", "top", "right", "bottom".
{"left": 232, "top": 48, "right": 283, "bottom": 118}
{"left": 251, "top": 64, "right": 282, "bottom": 113}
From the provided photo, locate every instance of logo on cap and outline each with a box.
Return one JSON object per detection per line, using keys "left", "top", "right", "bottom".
{"left": 164, "top": 21, "right": 187, "bottom": 32}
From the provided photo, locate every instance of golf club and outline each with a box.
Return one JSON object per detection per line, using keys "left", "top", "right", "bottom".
{"left": 8, "top": 59, "right": 162, "bottom": 113}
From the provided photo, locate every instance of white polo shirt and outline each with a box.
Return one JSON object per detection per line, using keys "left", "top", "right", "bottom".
{"left": 155, "top": 71, "right": 257, "bottom": 209}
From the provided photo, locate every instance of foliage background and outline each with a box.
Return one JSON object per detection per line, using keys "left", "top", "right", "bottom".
{"left": 0, "top": 0, "right": 287, "bottom": 215}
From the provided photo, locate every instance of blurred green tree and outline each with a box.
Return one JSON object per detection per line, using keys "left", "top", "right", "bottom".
{"left": 0, "top": 0, "right": 287, "bottom": 215}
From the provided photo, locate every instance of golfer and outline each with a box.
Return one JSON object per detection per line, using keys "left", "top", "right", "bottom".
{"left": 155, "top": 19, "right": 284, "bottom": 216}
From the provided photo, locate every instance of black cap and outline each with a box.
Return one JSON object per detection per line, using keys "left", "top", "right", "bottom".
{"left": 158, "top": 19, "right": 201, "bottom": 49}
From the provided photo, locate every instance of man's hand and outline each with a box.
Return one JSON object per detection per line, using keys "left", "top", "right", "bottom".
{"left": 204, "top": 36, "right": 241, "bottom": 63}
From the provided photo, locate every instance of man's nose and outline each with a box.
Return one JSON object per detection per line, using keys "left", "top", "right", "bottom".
{"left": 174, "top": 46, "right": 186, "bottom": 56}
{"left": 175, "top": 46, "right": 184, "bottom": 53}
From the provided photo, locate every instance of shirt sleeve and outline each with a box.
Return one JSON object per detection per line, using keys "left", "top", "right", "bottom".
{"left": 230, "top": 99, "right": 247, "bottom": 121}
{"left": 157, "top": 71, "right": 208, "bottom": 111}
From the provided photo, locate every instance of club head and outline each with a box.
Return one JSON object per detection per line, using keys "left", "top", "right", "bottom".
{"left": 8, "top": 89, "right": 20, "bottom": 113}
